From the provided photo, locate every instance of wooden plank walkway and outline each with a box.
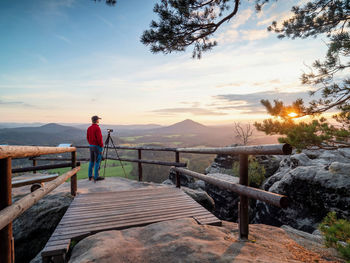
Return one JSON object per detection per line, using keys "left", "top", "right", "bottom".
{"left": 41, "top": 187, "right": 221, "bottom": 262}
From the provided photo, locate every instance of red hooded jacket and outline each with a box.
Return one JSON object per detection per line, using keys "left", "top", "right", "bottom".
{"left": 87, "top": 124, "right": 104, "bottom": 147}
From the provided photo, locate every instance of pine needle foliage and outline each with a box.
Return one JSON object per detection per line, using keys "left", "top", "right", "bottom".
{"left": 319, "top": 212, "right": 350, "bottom": 261}
{"left": 233, "top": 156, "right": 266, "bottom": 188}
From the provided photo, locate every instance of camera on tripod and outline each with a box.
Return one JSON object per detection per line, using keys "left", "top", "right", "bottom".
{"left": 107, "top": 129, "right": 113, "bottom": 133}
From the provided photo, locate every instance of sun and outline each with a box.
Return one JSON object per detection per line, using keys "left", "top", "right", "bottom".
{"left": 288, "top": 112, "right": 298, "bottom": 118}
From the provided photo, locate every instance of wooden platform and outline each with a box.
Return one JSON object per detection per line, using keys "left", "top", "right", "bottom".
{"left": 41, "top": 187, "right": 221, "bottom": 262}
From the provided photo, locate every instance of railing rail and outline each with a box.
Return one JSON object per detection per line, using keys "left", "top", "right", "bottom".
{"left": 71, "top": 143, "right": 291, "bottom": 181}
{"left": 0, "top": 146, "right": 79, "bottom": 263}
{"left": 0, "top": 145, "right": 76, "bottom": 159}
{"left": 172, "top": 167, "right": 288, "bottom": 208}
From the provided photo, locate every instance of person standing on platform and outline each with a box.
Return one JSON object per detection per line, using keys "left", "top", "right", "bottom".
{"left": 87, "top": 115, "right": 105, "bottom": 182}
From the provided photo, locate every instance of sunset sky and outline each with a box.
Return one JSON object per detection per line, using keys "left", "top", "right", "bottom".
{"left": 0, "top": 0, "right": 327, "bottom": 125}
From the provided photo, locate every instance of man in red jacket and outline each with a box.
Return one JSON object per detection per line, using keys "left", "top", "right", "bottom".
{"left": 87, "top": 115, "right": 105, "bottom": 182}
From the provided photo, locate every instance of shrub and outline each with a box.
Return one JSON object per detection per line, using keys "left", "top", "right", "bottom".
{"left": 319, "top": 212, "right": 350, "bottom": 261}
{"left": 233, "top": 156, "right": 266, "bottom": 188}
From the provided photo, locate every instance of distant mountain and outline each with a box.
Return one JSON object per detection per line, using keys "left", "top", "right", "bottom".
{"left": 0, "top": 123, "right": 85, "bottom": 146}
{"left": 71, "top": 123, "right": 163, "bottom": 133}
{"left": 0, "top": 122, "right": 44, "bottom": 129}
{"left": 150, "top": 119, "right": 210, "bottom": 134}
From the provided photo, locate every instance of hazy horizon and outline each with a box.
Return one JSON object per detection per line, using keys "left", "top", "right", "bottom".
{"left": 1, "top": 1, "right": 326, "bottom": 125}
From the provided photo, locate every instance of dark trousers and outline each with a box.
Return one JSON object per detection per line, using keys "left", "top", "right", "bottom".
{"left": 88, "top": 145, "right": 102, "bottom": 179}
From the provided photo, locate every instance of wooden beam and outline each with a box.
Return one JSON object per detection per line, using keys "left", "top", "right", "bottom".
{"left": 0, "top": 146, "right": 76, "bottom": 159}
{"left": 176, "top": 144, "right": 292, "bottom": 155}
{"left": 175, "top": 152, "right": 180, "bottom": 188}
{"left": 33, "top": 159, "right": 37, "bottom": 174}
{"left": 138, "top": 150, "right": 142, "bottom": 181}
{"left": 71, "top": 152, "right": 77, "bottom": 197}
{"left": 172, "top": 167, "right": 288, "bottom": 208}
{"left": 107, "top": 157, "right": 187, "bottom": 167}
{"left": 0, "top": 157, "right": 13, "bottom": 263}
{"left": 239, "top": 154, "right": 249, "bottom": 240}
{"left": 12, "top": 174, "right": 59, "bottom": 188}
{"left": 75, "top": 144, "right": 292, "bottom": 155}
{"left": 75, "top": 145, "right": 178, "bottom": 152}
{"left": 0, "top": 167, "right": 80, "bottom": 232}
{"left": 12, "top": 162, "right": 73, "bottom": 173}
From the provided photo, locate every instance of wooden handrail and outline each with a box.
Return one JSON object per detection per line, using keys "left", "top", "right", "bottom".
{"left": 74, "top": 143, "right": 291, "bottom": 155}
{"left": 0, "top": 166, "right": 80, "bottom": 231}
{"left": 172, "top": 167, "right": 288, "bottom": 208}
{"left": 0, "top": 146, "right": 76, "bottom": 159}
{"left": 75, "top": 145, "right": 178, "bottom": 152}
{"left": 176, "top": 144, "right": 292, "bottom": 155}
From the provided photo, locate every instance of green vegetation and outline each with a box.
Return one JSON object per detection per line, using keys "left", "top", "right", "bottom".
{"left": 49, "top": 160, "right": 134, "bottom": 180}
{"left": 120, "top": 136, "right": 144, "bottom": 142}
{"left": 233, "top": 156, "right": 266, "bottom": 188}
{"left": 319, "top": 212, "right": 350, "bottom": 261}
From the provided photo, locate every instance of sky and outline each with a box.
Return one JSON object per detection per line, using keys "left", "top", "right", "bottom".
{"left": 0, "top": 0, "right": 328, "bottom": 125}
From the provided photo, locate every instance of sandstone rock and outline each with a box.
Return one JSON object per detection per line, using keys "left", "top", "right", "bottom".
{"left": 69, "top": 218, "right": 342, "bottom": 263}
{"left": 181, "top": 187, "right": 215, "bottom": 211}
{"left": 193, "top": 179, "right": 206, "bottom": 190}
{"left": 329, "top": 162, "right": 350, "bottom": 175}
{"left": 169, "top": 168, "right": 195, "bottom": 187}
{"left": 204, "top": 153, "right": 237, "bottom": 175}
{"left": 255, "top": 155, "right": 281, "bottom": 178}
{"left": 13, "top": 192, "right": 73, "bottom": 263}
{"left": 162, "top": 179, "right": 174, "bottom": 185}
{"left": 254, "top": 164, "right": 350, "bottom": 233}
{"left": 204, "top": 176, "right": 240, "bottom": 221}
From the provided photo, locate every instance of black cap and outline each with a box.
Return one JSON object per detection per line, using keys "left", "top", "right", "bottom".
{"left": 91, "top": 115, "right": 101, "bottom": 122}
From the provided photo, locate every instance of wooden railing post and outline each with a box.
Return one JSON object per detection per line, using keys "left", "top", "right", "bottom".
{"left": 71, "top": 151, "right": 77, "bottom": 196}
{"left": 175, "top": 152, "right": 180, "bottom": 188}
{"left": 33, "top": 158, "right": 37, "bottom": 174}
{"left": 138, "top": 149, "right": 142, "bottom": 181}
{"left": 0, "top": 157, "right": 14, "bottom": 263}
{"left": 239, "top": 154, "right": 249, "bottom": 240}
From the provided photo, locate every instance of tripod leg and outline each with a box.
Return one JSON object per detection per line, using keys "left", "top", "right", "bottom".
{"left": 103, "top": 136, "right": 110, "bottom": 178}
{"left": 109, "top": 136, "right": 127, "bottom": 178}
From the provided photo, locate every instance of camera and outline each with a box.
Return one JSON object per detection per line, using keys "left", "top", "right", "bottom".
{"left": 107, "top": 129, "right": 114, "bottom": 133}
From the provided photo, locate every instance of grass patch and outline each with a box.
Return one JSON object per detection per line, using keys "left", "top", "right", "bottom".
{"left": 121, "top": 136, "right": 144, "bottom": 142}
{"left": 49, "top": 160, "right": 134, "bottom": 180}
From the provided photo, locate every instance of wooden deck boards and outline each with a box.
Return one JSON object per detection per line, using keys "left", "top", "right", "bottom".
{"left": 41, "top": 187, "right": 221, "bottom": 262}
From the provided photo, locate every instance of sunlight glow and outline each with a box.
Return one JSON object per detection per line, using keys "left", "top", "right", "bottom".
{"left": 288, "top": 112, "right": 298, "bottom": 118}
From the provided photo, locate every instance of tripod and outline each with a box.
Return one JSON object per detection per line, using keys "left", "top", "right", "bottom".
{"left": 100, "top": 129, "right": 127, "bottom": 178}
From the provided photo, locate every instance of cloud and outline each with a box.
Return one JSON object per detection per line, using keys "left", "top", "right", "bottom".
{"left": 216, "top": 82, "right": 243, "bottom": 88}
{"left": 37, "top": 54, "right": 48, "bottom": 63}
{"left": 152, "top": 107, "right": 228, "bottom": 116}
{"left": 95, "top": 15, "right": 114, "bottom": 28}
{"left": 216, "top": 28, "right": 269, "bottom": 44}
{"left": 231, "top": 9, "right": 254, "bottom": 29}
{"left": 240, "top": 29, "right": 269, "bottom": 41}
{"left": 257, "top": 10, "right": 293, "bottom": 26}
{"left": 213, "top": 90, "right": 313, "bottom": 113}
{"left": 54, "top": 34, "right": 72, "bottom": 44}
{"left": 0, "top": 99, "right": 36, "bottom": 108}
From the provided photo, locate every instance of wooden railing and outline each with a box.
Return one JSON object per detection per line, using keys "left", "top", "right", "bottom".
{"left": 31, "top": 143, "right": 292, "bottom": 240}
{"left": 1, "top": 143, "right": 292, "bottom": 262}
{"left": 169, "top": 143, "right": 292, "bottom": 240}
{"left": 0, "top": 146, "right": 80, "bottom": 263}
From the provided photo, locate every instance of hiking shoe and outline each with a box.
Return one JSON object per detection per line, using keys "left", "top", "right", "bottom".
{"left": 94, "top": 176, "right": 105, "bottom": 182}
{"left": 88, "top": 177, "right": 92, "bottom": 181}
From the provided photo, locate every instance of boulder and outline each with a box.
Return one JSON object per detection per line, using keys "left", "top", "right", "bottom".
{"left": 254, "top": 163, "right": 350, "bottom": 233}
{"left": 204, "top": 153, "right": 238, "bottom": 175}
{"left": 181, "top": 187, "right": 215, "bottom": 211}
{"left": 69, "top": 218, "right": 342, "bottom": 263}
{"left": 13, "top": 192, "right": 73, "bottom": 263}
{"left": 169, "top": 168, "right": 195, "bottom": 188}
